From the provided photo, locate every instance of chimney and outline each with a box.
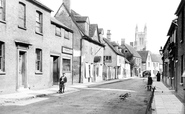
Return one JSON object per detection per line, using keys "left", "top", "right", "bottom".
{"left": 130, "top": 42, "right": 133, "bottom": 47}
{"left": 121, "top": 38, "right": 125, "bottom": 46}
{"left": 63, "top": 0, "right": 71, "bottom": 13}
{"left": 107, "top": 30, "right": 111, "bottom": 41}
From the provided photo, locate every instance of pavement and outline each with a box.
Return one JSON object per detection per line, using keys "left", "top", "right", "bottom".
{"left": 152, "top": 80, "right": 185, "bottom": 114}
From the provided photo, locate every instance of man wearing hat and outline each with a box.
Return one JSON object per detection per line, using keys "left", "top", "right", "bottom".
{"left": 59, "top": 73, "right": 67, "bottom": 93}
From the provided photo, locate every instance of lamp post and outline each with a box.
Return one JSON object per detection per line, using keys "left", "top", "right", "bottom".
{"left": 159, "top": 46, "right": 164, "bottom": 82}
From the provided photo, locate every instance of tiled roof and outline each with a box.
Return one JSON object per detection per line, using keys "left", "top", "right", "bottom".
{"left": 51, "top": 17, "right": 73, "bottom": 32}
{"left": 124, "top": 44, "right": 141, "bottom": 58}
{"left": 73, "top": 16, "right": 88, "bottom": 22}
{"left": 138, "top": 51, "right": 149, "bottom": 63}
{"left": 103, "top": 38, "right": 124, "bottom": 57}
{"left": 71, "top": 10, "right": 80, "bottom": 16}
{"left": 89, "top": 24, "right": 97, "bottom": 37}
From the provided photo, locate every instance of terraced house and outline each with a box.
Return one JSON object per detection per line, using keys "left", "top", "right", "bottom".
{"left": 55, "top": 0, "right": 105, "bottom": 83}
{"left": 0, "top": 0, "right": 73, "bottom": 94}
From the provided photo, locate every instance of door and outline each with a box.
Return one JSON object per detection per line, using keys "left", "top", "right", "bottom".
{"left": 18, "top": 51, "right": 27, "bottom": 88}
{"left": 50, "top": 56, "right": 59, "bottom": 85}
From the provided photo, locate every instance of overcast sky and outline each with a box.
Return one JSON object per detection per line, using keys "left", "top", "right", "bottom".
{"left": 40, "top": 0, "right": 181, "bottom": 54}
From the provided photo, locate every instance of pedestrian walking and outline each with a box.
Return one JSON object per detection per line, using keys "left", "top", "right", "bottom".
{"left": 147, "top": 74, "right": 153, "bottom": 91}
{"left": 59, "top": 73, "right": 67, "bottom": 93}
{"left": 156, "top": 71, "right": 161, "bottom": 82}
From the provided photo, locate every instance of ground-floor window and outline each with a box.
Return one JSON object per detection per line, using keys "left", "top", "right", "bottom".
{"left": 35, "top": 48, "right": 42, "bottom": 72}
{"left": 63, "top": 58, "right": 71, "bottom": 72}
{"left": 0, "top": 41, "right": 5, "bottom": 72}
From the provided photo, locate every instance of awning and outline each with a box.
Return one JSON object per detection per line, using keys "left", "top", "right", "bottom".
{"left": 94, "top": 56, "right": 101, "bottom": 63}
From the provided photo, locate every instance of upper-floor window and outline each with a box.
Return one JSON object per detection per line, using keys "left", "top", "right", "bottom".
{"left": 55, "top": 26, "right": 61, "bottom": 36}
{"left": 0, "top": 0, "right": 5, "bottom": 21}
{"left": 18, "top": 2, "right": 26, "bottom": 29}
{"left": 104, "top": 56, "right": 112, "bottom": 63}
{"left": 181, "top": 9, "right": 184, "bottom": 43}
{"left": 0, "top": 41, "right": 5, "bottom": 72}
{"left": 64, "top": 31, "right": 69, "bottom": 39}
{"left": 36, "top": 11, "right": 42, "bottom": 34}
{"left": 35, "top": 49, "right": 42, "bottom": 72}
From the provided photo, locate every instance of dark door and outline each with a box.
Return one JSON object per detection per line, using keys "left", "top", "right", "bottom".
{"left": 50, "top": 56, "right": 59, "bottom": 85}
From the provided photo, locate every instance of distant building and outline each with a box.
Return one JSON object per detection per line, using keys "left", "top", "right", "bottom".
{"left": 131, "top": 25, "right": 147, "bottom": 51}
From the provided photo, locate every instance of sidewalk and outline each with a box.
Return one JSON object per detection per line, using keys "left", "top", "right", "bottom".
{"left": 152, "top": 81, "right": 185, "bottom": 114}
{"left": 0, "top": 78, "right": 131, "bottom": 106}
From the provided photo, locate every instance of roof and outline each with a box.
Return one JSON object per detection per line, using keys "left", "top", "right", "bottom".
{"left": 89, "top": 24, "right": 97, "bottom": 37}
{"left": 124, "top": 44, "right": 141, "bottom": 58}
{"left": 71, "top": 10, "right": 80, "bottom": 16}
{"left": 167, "top": 19, "right": 178, "bottom": 36}
{"left": 73, "top": 16, "right": 88, "bottom": 22}
{"left": 175, "top": 0, "right": 185, "bottom": 16}
{"left": 28, "top": 0, "right": 53, "bottom": 12}
{"left": 51, "top": 17, "right": 73, "bottom": 32}
{"left": 138, "top": 51, "right": 149, "bottom": 63}
{"left": 103, "top": 38, "right": 124, "bottom": 57}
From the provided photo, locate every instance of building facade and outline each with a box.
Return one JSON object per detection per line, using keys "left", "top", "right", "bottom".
{"left": 0, "top": 0, "right": 73, "bottom": 94}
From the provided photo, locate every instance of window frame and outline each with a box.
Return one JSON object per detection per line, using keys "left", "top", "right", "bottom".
{"left": 35, "top": 11, "right": 43, "bottom": 34}
{"left": 181, "top": 55, "right": 184, "bottom": 83}
{"left": 0, "top": 0, "right": 5, "bottom": 21}
{"left": 18, "top": 2, "right": 26, "bottom": 29}
{"left": 55, "top": 26, "right": 61, "bottom": 37}
{"left": 0, "top": 41, "right": 5, "bottom": 73}
{"left": 62, "top": 58, "right": 71, "bottom": 72}
{"left": 64, "top": 30, "right": 69, "bottom": 39}
{"left": 35, "top": 48, "right": 42, "bottom": 73}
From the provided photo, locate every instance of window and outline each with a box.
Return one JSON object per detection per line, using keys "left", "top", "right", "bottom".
{"left": 63, "top": 58, "right": 71, "bottom": 72}
{"left": 36, "top": 11, "right": 42, "bottom": 33}
{"left": 0, "top": 42, "right": 5, "bottom": 72}
{"left": 181, "top": 55, "right": 184, "bottom": 83}
{"left": 18, "top": 2, "right": 26, "bottom": 28}
{"left": 64, "top": 31, "right": 69, "bottom": 39}
{"left": 104, "top": 56, "right": 112, "bottom": 62}
{"left": 55, "top": 26, "right": 61, "bottom": 36}
{"left": 0, "top": 0, "right": 5, "bottom": 21}
{"left": 181, "top": 8, "right": 184, "bottom": 43}
{"left": 35, "top": 49, "right": 42, "bottom": 72}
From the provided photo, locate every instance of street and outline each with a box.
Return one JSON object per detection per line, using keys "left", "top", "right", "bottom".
{"left": 0, "top": 78, "right": 151, "bottom": 114}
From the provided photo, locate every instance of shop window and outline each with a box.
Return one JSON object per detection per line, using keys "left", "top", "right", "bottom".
{"left": 0, "top": 0, "right": 5, "bottom": 21}
{"left": 63, "top": 58, "right": 71, "bottom": 72}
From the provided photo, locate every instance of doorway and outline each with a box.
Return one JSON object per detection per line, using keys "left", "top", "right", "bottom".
{"left": 50, "top": 56, "right": 59, "bottom": 85}
{"left": 18, "top": 51, "right": 27, "bottom": 89}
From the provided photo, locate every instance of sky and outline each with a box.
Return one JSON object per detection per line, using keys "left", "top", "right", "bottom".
{"left": 40, "top": 0, "right": 181, "bottom": 54}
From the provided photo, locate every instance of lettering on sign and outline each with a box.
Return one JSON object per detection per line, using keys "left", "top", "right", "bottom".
{"left": 62, "top": 47, "right": 73, "bottom": 55}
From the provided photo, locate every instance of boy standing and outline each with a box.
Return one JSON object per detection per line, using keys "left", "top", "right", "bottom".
{"left": 59, "top": 73, "right": 67, "bottom": 93}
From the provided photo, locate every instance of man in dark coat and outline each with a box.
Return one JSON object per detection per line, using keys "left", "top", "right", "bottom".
{"left": 59, "top": 73, "right": 67, "bottom": 93}
{"left": 156, "top": 71, "right": 161, "bottom": 82}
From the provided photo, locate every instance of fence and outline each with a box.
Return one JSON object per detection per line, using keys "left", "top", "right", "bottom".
{"left": 145, "top": 87, "right": 156, "bottom": 114}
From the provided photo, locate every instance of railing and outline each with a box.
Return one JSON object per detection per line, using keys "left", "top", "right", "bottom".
{"left": 145, "top": 87, "right": 156, "bottom": 114}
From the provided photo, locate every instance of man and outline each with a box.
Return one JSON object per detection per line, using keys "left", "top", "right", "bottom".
{"left": 156, "top": 71, "right": 161, "bottom": 82}
{"left": 59, "top": 73, "right": 67, "bottom": 93}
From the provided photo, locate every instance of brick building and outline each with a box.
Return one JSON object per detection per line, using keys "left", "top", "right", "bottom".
{"left": 0, "top": 0, "right": 73, "bottom": 94}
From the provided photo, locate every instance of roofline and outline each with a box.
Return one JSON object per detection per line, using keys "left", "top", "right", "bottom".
{"left": 103, "top": 39, "right": 125, "bottom": 57}
{"left": 51, "top": 19, "right": 73, "bottom": 33}
{"left": 175, "top": 0, "right": 185, "bottom": 16}
{"left": 83, "top": 36, "right": 105, "bottom": 47}
{"left": 167, "top": 19, "right": 177, "bottom": 36}
{"left": 27, "top": 0, "right": 53, "bottom": 12}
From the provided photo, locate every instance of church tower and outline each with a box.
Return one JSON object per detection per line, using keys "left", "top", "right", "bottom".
{"left": 134, "top": 25, "right": 147, "bottom": 51}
